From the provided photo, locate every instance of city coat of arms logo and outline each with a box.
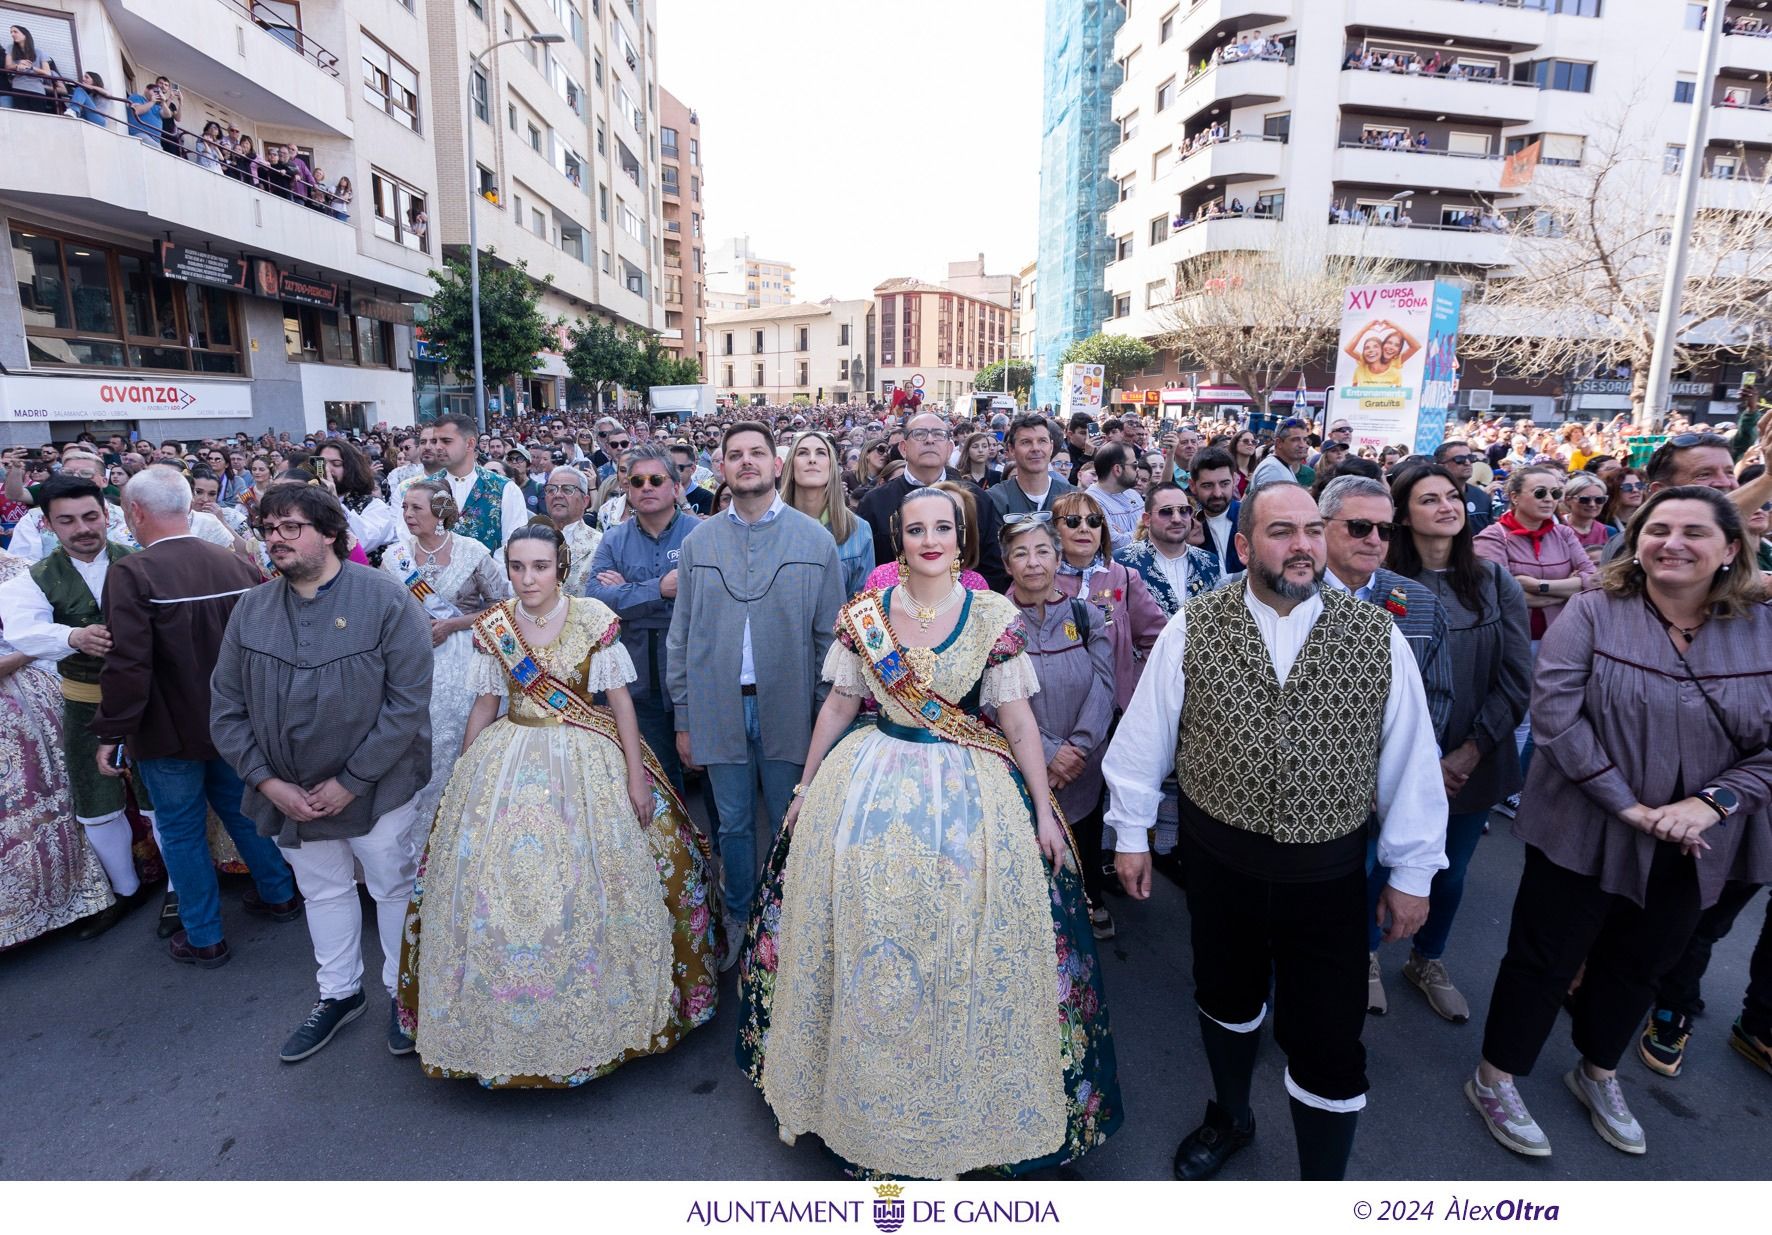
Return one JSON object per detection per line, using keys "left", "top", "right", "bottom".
{"left": 872, "top": 1183, "right": 906, "bottom": 1233}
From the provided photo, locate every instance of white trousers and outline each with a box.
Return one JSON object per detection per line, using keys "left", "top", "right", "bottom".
{"left": 281, "top": 798, "right": 418, "bottom": 1001}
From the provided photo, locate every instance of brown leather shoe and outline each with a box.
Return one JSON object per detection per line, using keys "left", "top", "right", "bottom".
{"left": 242, "top": 888, "right": 304, "bottom": 922}
{"left": 168, "top": 930, "right": 232, "bottom": 969}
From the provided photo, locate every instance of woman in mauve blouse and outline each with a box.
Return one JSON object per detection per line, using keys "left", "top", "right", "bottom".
{"left": 1465, "top": 487, "right": 1772, "bottom": 1162}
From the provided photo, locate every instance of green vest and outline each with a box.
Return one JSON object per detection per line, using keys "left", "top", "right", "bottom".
{"left": 30, "top": 543, "right": 134, "bottom": 685}
{"left": 1176, "top": 581, "right": 1391, "bottom": 844}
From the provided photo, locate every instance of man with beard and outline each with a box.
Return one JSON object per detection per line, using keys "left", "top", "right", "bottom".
{"left": 1102, "top": 480, "right": 1446, "bottom": 1181}
{"left": 426, "top": 413, "right": 527, "bottom": 552}
{"left": 386, "top": 428, "right": 433, "bottom": 494}
{"left": 666, "top": 422, "right": 841, "bottom": 968}
{"left": 211, "top": 485, "right": 432, "bottom": 1062}
{"left": 1190, "top": 447, "right": 1245, "bottom": 577}
{"left": 1115, "top": 479, "right": 1223, "bottom": 616}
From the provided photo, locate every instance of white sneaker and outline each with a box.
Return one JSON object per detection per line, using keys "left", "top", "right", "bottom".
{"left": 1465, "top": 1068, "right": 1552, "bottom": 1157}
{"left": 1367, "top": 952, "right": 1388, "bottom": 1015}
{"left": 1564, "top": 1064, "right": 1646, "bottom": 1154}
{"left": 1090, "top": 905, "right": 1116, "bottom": 940}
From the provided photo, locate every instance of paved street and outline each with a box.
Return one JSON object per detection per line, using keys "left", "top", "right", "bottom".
{"left": 2, "top": 806, "right": 1766, "bottom": 1182}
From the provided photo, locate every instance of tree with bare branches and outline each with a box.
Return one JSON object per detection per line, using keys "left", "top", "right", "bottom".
{"left": 1458, "top": 116, "right": 1772, "bottom": 427}
{"left": 1153, "top": 223, "right": 1413, "bottom": 417}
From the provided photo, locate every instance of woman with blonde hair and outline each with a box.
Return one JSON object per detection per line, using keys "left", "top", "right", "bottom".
{"left": 781, "top": 429, "right": 873, "bottom": 597}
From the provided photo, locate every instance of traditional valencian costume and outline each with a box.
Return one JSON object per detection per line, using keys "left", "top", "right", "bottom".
{"left": 737, "top": 586, "right": 1121, "bottom": 1177}
{"left": 397, "top": 595, "right": 719, "bottom": 1086}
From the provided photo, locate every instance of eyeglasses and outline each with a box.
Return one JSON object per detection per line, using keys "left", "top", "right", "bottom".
{"left": 867, "top": 444, "right": 888, "bottom": 455}
{"left": 1530, "top": 487, "right": 1565, "bottom": 501}
{"left": 906, "top": 429, "right": 951, "bottom": 443}
{"left": 541, "top": 483, "right": 584, "bottom": 495}
{"left": 1444, "top": 454, "right": 1473, "bottom": 465}
{"left": 1619, "top": 481, "right": 1645, "bottom": 492}
{"left": 259, "top": 519, "right": 315, "bottom": 541}
{"left": 1059, "top": 513, "right": 1104, "bottom": 530}
{"left": 1571, "top": 495, "right": 1606, "bottom": 507}
{"left": 607, "top": 439, "right": 631, "bottom": 449}
{"left": 1666, "top": 432, "right": 1727, "bottom": 449}
{"left": 628, "top": 473, "right": 671, "bottom": 489}
{"left": 1151, "top": 505, "right": 1193, "bottom": 520}
{"left": 1003, "top": 511, "right": 1053, "bottom": 527}
{"left": 1329, "top": 517, "right": 1394, "bottom": 541}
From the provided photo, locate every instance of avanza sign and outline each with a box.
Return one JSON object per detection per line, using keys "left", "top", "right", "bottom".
{"left": 0, "top": 373, "right": 254, "bottom": 422}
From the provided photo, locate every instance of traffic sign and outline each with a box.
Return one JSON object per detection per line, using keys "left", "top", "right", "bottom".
{"left": 910, "top": 374, "right": 925, "bottom": 389}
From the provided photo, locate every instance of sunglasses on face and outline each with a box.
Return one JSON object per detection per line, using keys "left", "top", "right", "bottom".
{"left": 607, "top": 439, "right": 631, "bottom": 449}
{"left": 1151, "top": 505, "right": 1193, "bottom": 520}
{"left": 1571, "top": 495, "right": 1606, "bottom": 507}
{"left": 628, "top": 473, "right": 671, "bottom": 489}
{"left": 1329, "top": 517, "right": 1394, "bottom": 541}
{"left": 1619, "top": 481, "right": 1645, "bottom": 492}
{"left": 1667, "top": 432, "right": 1726, "bottom": 448}
{"left": 1530, "top": 487, "right": 1565, "bottom": 501}
{"left": 1059, "top": 514, "right": 1104, "bottom": 530}
{"left": 868, "top": 445, "right": 888, "bottom": 454}
{"left": 1003, "top": 511, "right": 1053, "bottom": 527}
{"left": 1444, "top": 455, "right": 1472, "bottom": 465}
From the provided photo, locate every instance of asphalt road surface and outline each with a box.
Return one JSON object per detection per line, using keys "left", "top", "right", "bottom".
{"left": 3, "top": 805, "right": 1766, "bottom": 1181}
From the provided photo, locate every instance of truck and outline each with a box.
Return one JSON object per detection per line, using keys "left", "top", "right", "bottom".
{"left": 648, "top": 384, "right": 717, "bottom": 422}
{"left": 959, "top": 391, "right": 1019, "bottom": 421}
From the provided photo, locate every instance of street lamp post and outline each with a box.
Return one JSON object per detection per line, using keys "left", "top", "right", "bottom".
{"left": 466, "top": 33, "right": 565, "bottom": 433}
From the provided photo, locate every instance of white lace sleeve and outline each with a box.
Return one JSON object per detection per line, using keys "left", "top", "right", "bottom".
{"left": 980, "top": 651, "right": 1041, "bottom": 708}
{"left": 822, "top": 637, "right": 871, "bottom": 697}
{"left": 584, "top": 639, "right": 638, "bottom": 692}
{"left": 468, "top": 649, "right": 508, "bottom": 698}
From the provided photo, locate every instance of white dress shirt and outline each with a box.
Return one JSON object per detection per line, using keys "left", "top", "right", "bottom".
{"left": 342, "top": 496, "right": 400, "bottom": 554}
{"left": 1204, "top": 510, "right": 1235, "bottom": 564}
{"left": 1149, "top": 544, "right": 1191, "bottom": 601}
{"left": 1324, "top": 569, "right": 1374, "bottom": 602}
{"left": 0, "top": 551, "right": 111, "bottom": 662}
{"left": 727, "top": 494, "right": 785, "bottom": 686}
{"left": 1101, "top": 584, "right": 1448, "bottom": 896}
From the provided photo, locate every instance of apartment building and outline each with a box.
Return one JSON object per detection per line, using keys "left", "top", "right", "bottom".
{"left": 1016, "top": 259, "right": 1039, "bottom": 361}
{"left": 707, "top": 299, "right": 872, "bottom": 405}
{"left": 943, "top": 254, "right": 1024, "bottom": 360}
{"left": 873, "top": 277, "right": 1014, "bottom": 407}
{"left": 426, "top": 0, "right": 662, "bottom": 415}
{"left": 706, "top": 234, "right": 794, "bottom": 308}
{"left": 0, "top": 0, "right": 440, "bottom": 442}
{"left": 659, "top": 87, "right": 706, "bottom": 379}
{"left": 1101, "top": 0, "right": 1769, "bottom": 421}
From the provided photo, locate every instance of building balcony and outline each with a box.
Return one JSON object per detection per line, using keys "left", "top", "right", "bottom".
{"left": 1708, "top": 101, "right": 1772, "bottom": 148}
{"left": 1338, "top": 66, "right": 1541, "bottom": 125}
{"left": 1722, "top": 8, "right": 1772, "bottom": 75}
{"left": 1333, "top": 143, "right": 1511, "bottom": 196}
{"left": 101, "top": 0, "right": 352, "bottom": 137}
{"left": 1162, "top": 0, "right": 1293, "bottom": 61}
{"left": 1160, "top": 215, "right": 1280, "bottom": 264}
{"left": 661, "top": 327, "right": 684, "bottom": 341}
{"left": 1164, "top": 134, "right": 1286, "bottom": 193}
{"left": 1327, "top": 218, "right": 1513, "bottom": 267}
{"left": 1345, "top": 0, "right": 1547, "bottom": 52}
{"left": 1173, "top": 57, "right": 1290, "bottom": 126}
{"left": 0, "top": 107, "right": 427, "bottom": 292}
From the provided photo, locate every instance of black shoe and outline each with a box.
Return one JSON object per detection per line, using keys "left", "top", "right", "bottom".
{"left": 168, "top": 929, "right": 232, "bottom": 968}
{"left": 279, "top": 991, "right": 367, "bottom": 1063}
{"left": 1172, "top": 1100, "right": 1255, "bottom": 1180}
{"left": 242, "top": 887, "right": 304, "bottom": 922}
{"left": 155, "top": 890, "right": 183, "bottom": 939}
{"left": 387, "top": 1001, "right": 416, "bottom": 1056}
{"left": 74, "top": 888, "right": 148, "bottom": 940}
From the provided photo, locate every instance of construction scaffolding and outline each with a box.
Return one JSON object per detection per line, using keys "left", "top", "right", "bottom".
{"left": 1033, "top": 0, "right": 1125, "bottom": 411}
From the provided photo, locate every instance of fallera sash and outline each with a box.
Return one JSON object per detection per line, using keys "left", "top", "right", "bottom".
{"left": 386, "top": 538, "right": 461, "bottom": 620}
{"left": 838, "top": 591, "right": 1085, "bottom": 878}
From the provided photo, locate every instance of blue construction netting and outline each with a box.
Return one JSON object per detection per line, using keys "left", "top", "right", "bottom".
{"left": 1033, "top": 0, "right": 1124, "bottom": 411}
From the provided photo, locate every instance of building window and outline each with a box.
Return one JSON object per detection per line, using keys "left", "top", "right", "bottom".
{"left": 1112, "top": 293, "right": 1131, "bottom": 318}
{"left": 839, "top": 323, "right": 851, "bottom": 346}
{"left": 1145, "top": 279, "right": 1168, "bottom": 308}
{"left": 361, "top": 33, "right": 420, "bottom": 131}
{"left": 1674, "top": 77, "right": 1695, "bottom": 104}
{"left": 371, "top": 169, "right": 429, "bottom": 252}
{"left": 1148, "top": 214, "right": 1169, "bottom": 246}
{"left": 477, "top": 164, "right": 498, "bottom": 203}
{"left": 1665, "top": 144, "right": 1685, "bottom": 174}
{"left": 797, "top": 325, "right": 810, "bottom": 351}
{"left": 468, "top": 0, "right": 485, "bottom": 19}
{"left": 797, "top": 360, "right": 809, "bottom": 385}
{"left": 601, "top": 249, "right": 611, "bottom": 273}
{"left": 1116, "top": 234, "right": 1132, "bottom": 261}
{"left": 1263, "top": 112, "right": 1290, "bottom": 142}
{"left": 753, "top": 329, "right": 765, "bottom": 351}
{"left": 1156, "top": 77, "right": 1175, "bottom": 112}
{"left": 507, "top": 102, "right": 518, "bottom": 131}
{"left": 1517, "top": 59, "right": 1594, "bottom": 93}
{"left": 1120, "top": 109, "right": 1139, "bottom": 142}
{"left": 689, "top": 137, "right": 699, "bottom": 166}
{"left": 1255, "top": 190, "right": 1285, "bottom": 219}
{"left": 598, "top": 183, "right": 609, "bottom": 221}
{"left": 1159, "top": 6, "right": 1176, "bottom": 41}
{"left": 661, "top": 125, "right": 679, "bottom": 157}
{"left": 531, "top": 207, "right": 546, "bottom": 237}
{"left": 528, "top": 122, "right": 543, "bottom": 152}
{"left": 662, "top": 166, "right": 680, "bottom": 195}
{"left": 470, "top": 69, "right": 489, "bottom": 122}
{"left": 13, "top": 227, "right": 244, "bottom": 374}
{"left": 754, "top": 362, "right": 765, "bottom": 385}
{"left": 594, "top": 51, "right": 604, "bottom": 87}
{"left": 1118, "top": 173, "right": 1135, "bottom": 202}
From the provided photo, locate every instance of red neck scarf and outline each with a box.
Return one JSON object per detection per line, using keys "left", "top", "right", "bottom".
{"left": 1498, "top": 510, "right": 1555, "bottom": 557}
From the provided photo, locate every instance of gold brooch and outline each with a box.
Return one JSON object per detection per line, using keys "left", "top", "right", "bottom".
{"left": 334, "top": 617, "right": 347, "bottom": 629}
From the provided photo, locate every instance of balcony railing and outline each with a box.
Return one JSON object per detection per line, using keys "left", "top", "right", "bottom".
{"left": 1172, "top": 208, "right": 1282, "bottom": 232}
{"left": 1341, "top": 55, "right": 1517, "bottom": 85}
{"left": 1726, "top": 13, "right": 1772, "bottom": 38}
{"left": 1, "top": 80, "right": 354, "bottom": 218}
{"left": 1330, "top": 213, "right": 1509, "bottom": 233}
{"left": 1339, "top": 138, "right": 1501, "bottom": 160}
{"left": 217, "top": 0, "right": 341, "bottom": 77}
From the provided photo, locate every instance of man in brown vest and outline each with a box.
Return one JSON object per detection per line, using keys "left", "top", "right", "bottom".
{"left": 1103, "top": 480, "right": 1448, "bottom": 1181}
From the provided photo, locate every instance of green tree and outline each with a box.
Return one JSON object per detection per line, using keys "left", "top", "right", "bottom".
{"left": 974, "top": 360, "right": 1034, "bottom": 403}
{"left": 563, "top": 317, "right": 635, "bottom": 411}
{"left": 1059, "top": 333, "right": 1157, "bottom": 390}
{"left": 659, "top": 356, "right": 703, "bottom": 385}
{"left": 623, "top": 325, "right": 676, "bottom": 392}
{"left": 424, "top": 250, "right": 553, "bottom": 405}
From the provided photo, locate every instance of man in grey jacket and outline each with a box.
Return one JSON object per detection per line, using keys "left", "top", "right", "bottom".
{"left": 211, "top": 485, "right": 432, "bottom": 1064}
{"left": 667, "top": 421, "right": 842, "bottom": 967}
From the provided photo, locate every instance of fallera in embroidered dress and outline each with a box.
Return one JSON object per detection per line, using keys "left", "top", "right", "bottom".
{"left": 396, "top": 597, "right": 719, "bottom": 1087}
{"left": 737, "top": 588, "right": 1122, "bottom": 1179}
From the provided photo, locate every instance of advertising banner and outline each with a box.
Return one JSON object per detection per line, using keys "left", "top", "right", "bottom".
{"left": 0, "top": 373, "right": 253, "bottom": 422}
{"left": 159, "top": 243, "right": 248, "bottom": 291}
{"left": 1060, "top": 362, "right": 1105, "bottom": 419}
{"left": 1334, "top": 280, "right": 1463, "bottom": 455}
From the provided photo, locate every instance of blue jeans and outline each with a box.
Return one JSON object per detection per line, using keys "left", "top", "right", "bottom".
{"left": 136, "top": 757, "right": 296, "bottom": 949}
{"left": 632, "top": 687, "right": 686, "bottom": 799}
{"left": 1367, "top": 810, "right": 1490, "bottom": 957}
{"left": 703, "top": 696, "right": 802, "bottom": 925}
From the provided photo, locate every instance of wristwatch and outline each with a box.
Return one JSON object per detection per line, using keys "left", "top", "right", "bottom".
{"left": 1537, "top": 580, "right": 1551, "bottom": 595}
{"left": 1697, "top": 786, "right": 1739, "bottom": 821}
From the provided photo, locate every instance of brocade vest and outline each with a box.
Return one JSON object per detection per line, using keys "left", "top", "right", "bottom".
{"left": 29, "top": 543, "right": 134, "bottom": 688}
{"left": 1176, "top": 582, "right": 1391, "bottom": 844}
{"left": 430, "top": 466, "right": 506, "bottom": 553}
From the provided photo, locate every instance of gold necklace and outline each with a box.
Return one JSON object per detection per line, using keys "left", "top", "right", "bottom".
{"left": 900, "top": 581, "right": 964, "bottom": 633}
{"left": 519, "top": 594, "right": 567, "bottom": 629}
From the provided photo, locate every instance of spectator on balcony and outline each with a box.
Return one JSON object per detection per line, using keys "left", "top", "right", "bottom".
{"left": 288, "top": 148, "right": 319, "bottom": 207}
{"left": 261, "top": 145, "right": 294, "bottom": 200}
{"left": 227, "top": 135, "right": 265, "bottom": 188}
{"left": 152, "top": 78, "right": 184, "bottom": 158}
{"left": 125, "top": 82, "right": 165, "bottom": 148}
{"left": 1417, "top": 131, "right": 1431, "bottom": 150}
{"left": 194, "top": 122, "right": 227, "bottom": 172}
{"left": 57, "top": 70, "right": 107, "bottom": 127}
{"left": 330, "top": 176, "right": 353, "bottom": 222}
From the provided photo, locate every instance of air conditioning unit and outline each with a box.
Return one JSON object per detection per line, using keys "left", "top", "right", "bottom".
{"left": 1467, "top": 389, "right": 1494, "bottom": 411}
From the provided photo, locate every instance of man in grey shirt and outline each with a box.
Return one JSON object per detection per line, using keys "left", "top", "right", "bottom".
{"left": 667, "top": 421, "right": 842, "bottom": 968}
{"left": 211, "top": 485, "right": 432, "bottom": 1064}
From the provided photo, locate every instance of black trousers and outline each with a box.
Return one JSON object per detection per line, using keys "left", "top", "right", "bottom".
{"left": 1655, "top": 881, "right": 1772, "bottom": 1035}
{"left": 1482, "top": 844, "right": 1703, "bottom": 1076}
{"left": 1180, "top": 831, "right": 1369, "bottom": 1103}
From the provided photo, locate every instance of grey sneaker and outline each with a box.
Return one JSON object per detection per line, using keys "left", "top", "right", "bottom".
{"left": 1404, "top": 953, "right": 1471, "bottom": 1024}
{"left": 1564, "top": 1064, "right": 1646, "bottom": 1154}
{"left": 720, "top": 917, "right": 744, "bottom": 973}
{"left": 279, "top": 991, "right": 366, "bottom": 1063}
{"left": 1465, "top": 1069, "right": 1551, "bottom": 1157}
{"left": 1090, "top": 905, "right": 1117, "bottom": 940}
{"left": 1367, "top": 952, "right": 1388, "bottom": 1016}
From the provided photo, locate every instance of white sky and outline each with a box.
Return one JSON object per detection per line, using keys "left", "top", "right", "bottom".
{"left": 657, "top": 0, "right": 1043, "bottom": 302}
